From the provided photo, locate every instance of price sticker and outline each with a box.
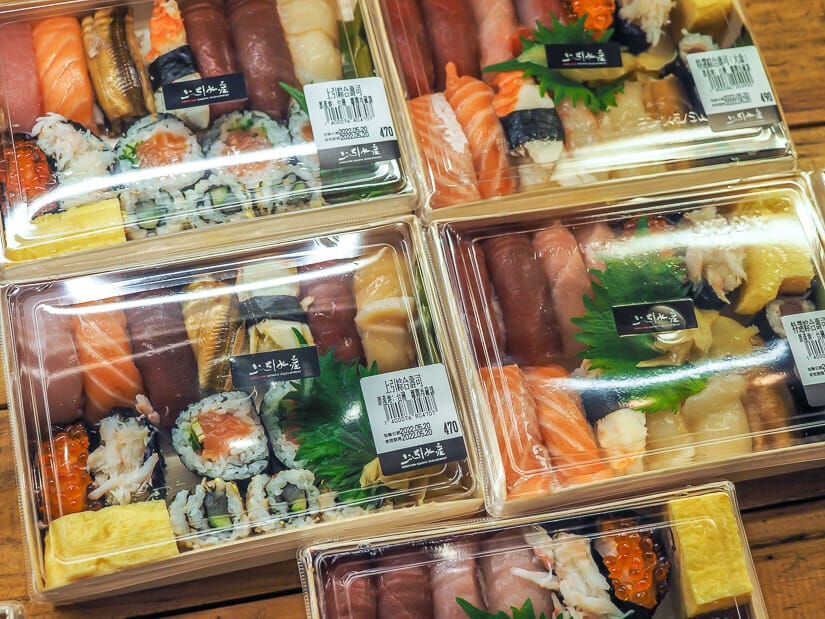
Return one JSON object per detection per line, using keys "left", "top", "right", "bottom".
{"left": 781, "top": 310, "right": 825, "bottom": 406}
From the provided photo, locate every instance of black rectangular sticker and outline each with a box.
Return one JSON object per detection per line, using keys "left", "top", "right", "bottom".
{"left": 378, "top": 436, "right": 467, "bottom": 476}
{"left": 545, "top": 43, "right": 623, "bottom": 69}
{"left": 317, "top": 140, "right": 401, "bottom": 169}
{"left": 163, "top": 73, "right": 248, "bottom": 110}
{"left": 230, "top": 346, "right": 320, "bottom": 389}
{"left": 612, "top": 299, "right": 698, "bottom": 336}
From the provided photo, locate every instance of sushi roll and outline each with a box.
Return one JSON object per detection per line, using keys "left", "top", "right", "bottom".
{"left": 169, "top": 477, "right": 250, "bottom": 548}
{"left": 172, "top": 391, "right": 270, "bottom": 480}
{"left": 613, "top": 0, "right": 676, "bottom": 53}
{"left": 245, "top": 469, "right": 321, "bottom": 532}
{"left": 86, "top": 409, "right": 165, "bottom": 506}
{"left": 259, "top": 382, "right": 302, "bottom": 468}
{"left": 32, "top": 113, "right": 118, "bottom": 209}
{"left": 185, "top": 174, "right": 251, "bottom": 226}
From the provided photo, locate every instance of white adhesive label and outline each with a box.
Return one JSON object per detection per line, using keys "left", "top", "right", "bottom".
{"left": 781, "top": 310, "right": 825, "bottom": 406}
{"left": 361, "top": 363, "right": 467, "bottom": 476}
{"left": 686, "top": 46, "right": 779, "bottom": 131}
{"left": 304, "top": 77, "right": 400, "bottom": 169}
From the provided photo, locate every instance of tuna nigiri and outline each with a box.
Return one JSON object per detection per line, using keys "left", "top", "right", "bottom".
{"left": 444, "top": 62, "right": 516, "bottom": 200}
{"left": 430, "top": 541, "right": 484, "bottom": 619}
{"left": 514, "top": 0, "right": 564, "bottom": 27}
{"left": 71, "top": 300, "right": 145, "bottom": 423}
{"left": 32, "top": 17, "right": 97, "bottom": 131}
{"left": 376, "top": 551, "right": 433, "bottom": 619}
{"left": 468, "top": 0, "right": 518, "bottom": 79}
{"left": 323, "top": 557, "right": 377, "bottom": 619}
{"left": 0, "top": 23, "right": 43, "bottom": 132}
{"left": 382, "top": 0, "right": 435, "bottom": 98}
{"left": 524, "top": 365, "right": 612, "bottom": 486}
{"left": 479, "top": 364, "right": 558, "bottom": 498}
{"left": 408, "top": 93, "right": 481, "bottom": 208}
{"left": 572, "top": 221, "right": 613, "bottom": 272}
{"left": 419, "top": 0, "right": 480, "bottom": 90}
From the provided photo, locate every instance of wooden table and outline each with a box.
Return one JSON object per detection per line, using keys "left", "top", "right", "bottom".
{"left": 3, "top": 0, "right": 825, "bottom": 616}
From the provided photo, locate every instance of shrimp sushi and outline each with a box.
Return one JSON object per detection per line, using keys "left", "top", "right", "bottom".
{"left": 383, "top": 0, "right": 435, "bottom": 98}
{"left": 524, "top": 365, "right": 612, "bottom": 486}
{"left": 419, "top": 0, "right": 480, "bottom": 90}
{"left": 479, "top": 365, "right": 559, "bottom": 499}
{"left": 468, "top": 0, "right": 519, "bottom": 78}
{"left": 353, "top": 247, "right": 416, "bottom": 373}
{"left": 444, "top": 62, "right": 516, "bottom": 200}
{"left": 70, "top": 300, "right": 146, "bottom": 423}
{"left": 278, "top": 0, "right": 342, "bottom": 85}
{"left": 31, "top": 17, "right": 97, "bottom": 132}
{"left": 595, "top": 408, "right": 647, "bottom": 475}
{"left": 482, "top": 233, "right": 562, "bottom": 365}
{"left": 407, "top": 93, "right": 481, "bottom": 208}
{"left": 0, "top": 23, "right": 43, "bottom": 132}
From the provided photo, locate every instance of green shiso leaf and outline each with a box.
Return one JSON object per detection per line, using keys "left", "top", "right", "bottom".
{"left": 280, "top": 82, "right": 308, "bottom": 115}
{"left": 456, "top": 597, "right": 552, "bottom": 619}
{"left": 483, "top": 14, "right": 623, "bottom": 112}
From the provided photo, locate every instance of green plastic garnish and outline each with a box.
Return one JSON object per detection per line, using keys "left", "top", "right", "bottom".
{"left": 340, "top": 4, "right": 374, "bottom": 79}
{"left": 456, "top": 597, "right": 573, "bottom": 619}
{"left": 483, "top": 14, "right": 624, "bottom": 112}
{"left": 280, "top": 82, "right": 308, "bottom": 116}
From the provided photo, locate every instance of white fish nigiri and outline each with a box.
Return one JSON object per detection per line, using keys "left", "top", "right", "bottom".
{"left": 278, "top": 0, "right": 342, "bottom": 84}
{"left": 681, "top": 374, "right": 752, "bottom": 460}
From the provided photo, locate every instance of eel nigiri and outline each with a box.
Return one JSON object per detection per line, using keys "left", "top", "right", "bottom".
{"left": 382, "top": 0, "right": 435, "bottom": 98}
{"left": 419, "top": 0, "right": 480, "bottom": 90}
{"left": 444, "top": 62, "right": 516, "bottom": 200}
{"left": 408, "top": 94, "right": 481, "bottom": 208}
{"left": 299, "top": 261, "right": 364, "bottom": 363}
{"left": 524, "top": 365, "right": 612, "bottom": 486}
{"left": 514, "top": 0, "right": 564, "bottom": 27}
{"left": 642, "top": 74, "right": 691, "bottom": 124}
{"left": 277, "top": 0, "right": 342, "bottom": 85}
{"left": 482, "top": 233, "right": 562, "bottom": 365}
{"left": 478, "top": 530, "right": 554, "bottom": 615}
{"left": 681, "top": 374, "right": 752, "bottom": 461}
{"left": 741, "top": 369, "right": 792, "bottom": 451}
{"left": 0, "top": 23, "right": 43, "bottom": 132}
{"left": 353, "top": 247, "right": 416, "bottom": 373}
{"left": 479, "top": 365, "right": 558, "bottom": 498}
{"left": 227, "top": 0, "right": 297, "bottom": 121}
{"left": 430, "top": 541, "right": 484, "bottom": 619}
{"left": 376, "top": 551, "right": 434, "bottom": 619}
{"left": 468, "top": 0, "right": 518, "bottom": 79}
{"left": 178, "top": 0, "right": 245, "bottom": 120}
{"left": 532, "top": 222, "right": 590, "bottom": 359}
{"left": 31, "top": 17, "right": 97, "bottom": 132}
{"left": 323, "top": 557, "right": 377, "bottom": 619}
{"left": 81, "top": 7, "right": 156, "bottom": 130}
{"left": 454, "top": 239, "right": 505, "bottom": 362}
{"left": 71, "top": 300, "right": 146, "bottom": 423}
{"left": 124, "top": 290, "right": 200, "bottom": 427}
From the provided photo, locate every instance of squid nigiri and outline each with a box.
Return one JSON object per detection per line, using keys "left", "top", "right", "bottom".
{"left": 681, "top": 374, "right": 752, "bottom": 460}
{"left": 278, "top": 0, "right": 342, "bottom": 85}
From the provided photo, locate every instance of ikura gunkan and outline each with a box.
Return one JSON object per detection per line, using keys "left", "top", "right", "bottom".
{"left": 439, "top": 186, "right": 825, "bottom": 509}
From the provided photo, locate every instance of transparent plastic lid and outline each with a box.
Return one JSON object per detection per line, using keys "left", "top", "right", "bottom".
{"left": 301, "top": 483, "right": 765, "bottom": 619}
{"left": 371, "top": 0, "right": 791, "bottom": 210}
{"left": 436, "top": 177, "right": 825, "bottom": 513}
{"left": 5, "top": 218, "right": 474, "bottom": 594}
{"left": 0, "top": 0, "right": 407, "bottom": 267}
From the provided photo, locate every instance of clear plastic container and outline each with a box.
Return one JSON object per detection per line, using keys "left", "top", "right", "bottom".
{"left": 363, "top": 0, "right": 793, "bottom": 214}
{"left": 299, "top": 481, "right": 766, "bottom": 619}
{"left": 2, "top": 215, "right": 480, "bottom": 603}
{"left": 0, "top": 0, "right": 410, "bottom": 271}
{"left": 429, "top": 173, "right": 825, "bottom": 517}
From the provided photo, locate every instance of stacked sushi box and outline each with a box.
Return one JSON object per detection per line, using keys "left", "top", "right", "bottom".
{"left": 0, "top": 0, "right": 415, "bottom": 274}
{"left": 299, "top": 483, "right": 768, "bottom": 618}
{"left": 2, "top": 216, "right": 483, "bottom": 603}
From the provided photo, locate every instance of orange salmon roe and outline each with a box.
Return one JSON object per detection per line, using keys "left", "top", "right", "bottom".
{"left": 37, "top": 423, "right": 91, "bottom": 521}
{"left": 599, "top": 518, "right": 669, "bottom": 609}
{"left": 562, "top": 0, "right": 616, "bottom": 39}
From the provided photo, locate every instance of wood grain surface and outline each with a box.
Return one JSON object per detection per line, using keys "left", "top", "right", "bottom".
{"left": 2, "top": 1, "right": 825, "bottom": 617}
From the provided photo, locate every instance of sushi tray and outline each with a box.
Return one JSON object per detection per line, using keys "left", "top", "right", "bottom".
{"left": 1, "top": 216, "right": 481, "bottom": 603}
{"left": 299, "top": 481, "right": 766, "bottom": 618}
{"left": 365, "top": 0, "right": 794, "bottom": 215}
{"left": 428, "top": 172, "right": 825, "bottom": 518}
{"left": 0, "top": 0, "right": 412, "bottom": 272}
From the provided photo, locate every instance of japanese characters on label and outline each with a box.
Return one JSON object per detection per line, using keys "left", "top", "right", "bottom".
{"left": 361, "top": 364, "right": 467, "bottom": 476}
{"left": 782, "top": 311, "right": 825, "bottom": 406}
{"left": 545, "top": 43, "right": 623, "bottom": 69}
{"left": 612, "top": 299, "right": 698, "bottom": 337}
{"left": 163, "top": 73, "right": 248, "bottom": 110}
{"left": 229, "top": 347, "right": 321, "bottom": 390}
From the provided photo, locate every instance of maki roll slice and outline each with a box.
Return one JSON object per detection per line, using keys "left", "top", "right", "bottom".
{"left": 245, "top": 469, "right": 322, "bottom": 532}
{"left": 86, "top": 408, "right": 165, "bottom": 506}
{"left": 169, "top": 477, "right": 250, "bottom": 548}
{"left": 172, "top": 391, "right": 269, "bottom": 480}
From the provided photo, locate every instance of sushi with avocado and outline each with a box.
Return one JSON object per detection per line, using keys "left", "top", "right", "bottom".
{"left": 169, "top": 477, "right": 250, "bottom": 548}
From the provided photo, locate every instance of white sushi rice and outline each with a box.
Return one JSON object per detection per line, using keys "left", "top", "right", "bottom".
{"left": 246, "top": 469, "right": 321, "bottom": 532}
{"left": 596, "top": 409, "right": 648, "bottom": 476}
{"left": 619, "top": 0, "right": 676, "bottom": 46}
{"left": 172, "top": 391, "right": 269, "bottom": 480}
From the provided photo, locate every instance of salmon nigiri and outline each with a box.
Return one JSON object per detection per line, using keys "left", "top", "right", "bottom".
{"left": 468, "top": 0, "right": 519, "bottom": 80}
{"left": 523, "top": 365, "right": 612, "bottom": 486}
{"left": 479, "top": 364, "right": 558, "bottom": 499}
{"left": 444, "top": 62, "right": 516, "bottom": 200}
{"left": 32, "top": 16, "right": 97, "bottom": 131}
{"left": 71, "top": 300, "right": 145, "bottom": 422}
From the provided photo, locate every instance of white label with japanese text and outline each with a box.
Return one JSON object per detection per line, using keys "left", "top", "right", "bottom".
{"left": 361, "top": 363, "right": 467, "bottom": 475}
{"left": 686, "top": 46, "right": 779, "bottom": 131}
{"left": 781, "top": 311, "right": 825, "bottom": 406}
{"left": 304, "top": 77, "right": 400, "bottom": 169}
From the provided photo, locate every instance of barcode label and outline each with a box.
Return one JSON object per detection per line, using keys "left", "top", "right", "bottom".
{"left": 782, "top": 311, "right": 825, "bottom": 406}
{"left": 304, "top": 77, "right": 400, "bottom": 170}
{"left": 361, "top": 364, "right": 467, "bottom": 475}
{"left": 686, "top": 46, "right": 779, "bottom": 132}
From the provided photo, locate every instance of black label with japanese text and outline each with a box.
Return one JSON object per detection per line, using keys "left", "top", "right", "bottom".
{"left": 163, "top": 73, "right": 248, "bottom": 110}
{"left": 612, "top": 299, "right": 698, "bottom": 336}
{"left": 545, "top": 43, "right": 622, "bottom": 69}
{"left": 317, "top": 140, "right": 401, "bottom": 169}
{"left": 378, "top": 437, "right": 468, "bottom": 476}
{"left": 229, "top": 347, "right": 320, "bottom": 390}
